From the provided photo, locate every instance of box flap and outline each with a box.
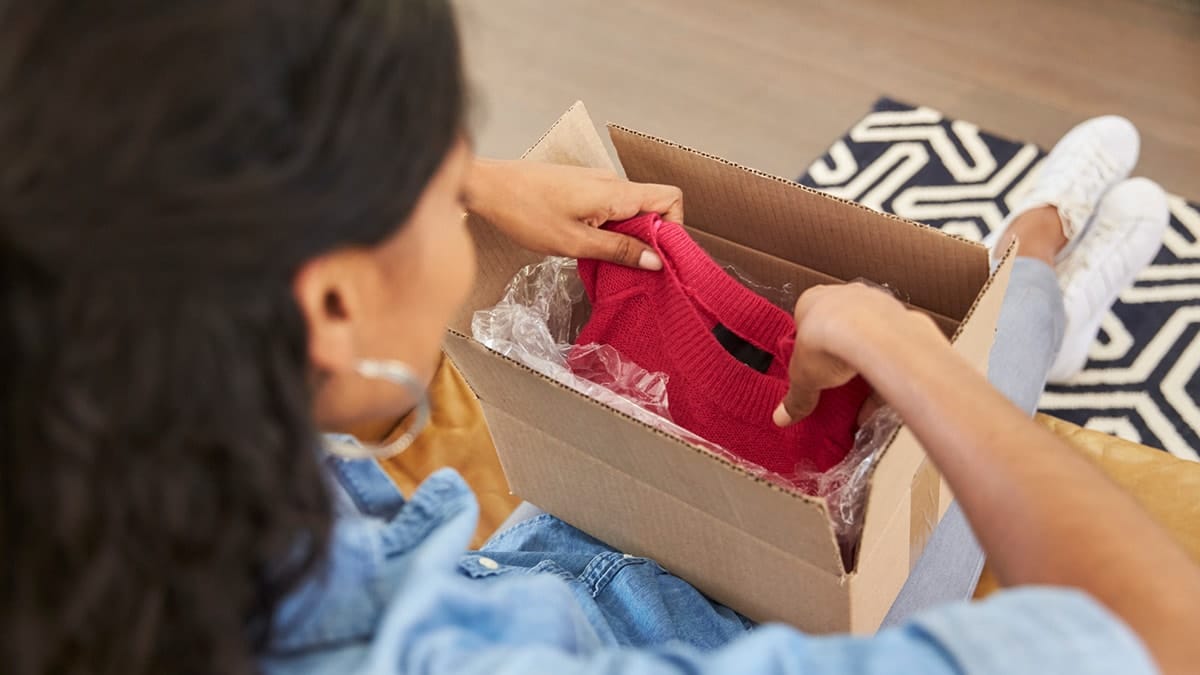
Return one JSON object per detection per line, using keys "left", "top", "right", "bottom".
{"left": 444, "top": 332, "right": 848, "bottom": 576}
{"left": 608, "top": 125, "right": 990, "bottom": 322}
{"left": 480, "top": 401, "right": 854, "bottom": 633}
{"left": 686, "top": 227, "right": 962, "bottom": 338}
{"left": 521, "top": 101, "right": 617, "bottom": 170}
{"left": 948, "top": 240, "right": 1018, "bottom": 371}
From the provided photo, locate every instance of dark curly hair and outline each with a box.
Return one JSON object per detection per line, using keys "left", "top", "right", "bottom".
{"left": 0, "top": 1, "right": 465, "bottom": 673}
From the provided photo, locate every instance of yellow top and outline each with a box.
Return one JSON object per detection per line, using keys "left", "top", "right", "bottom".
{"left": 375, "top": 355, "right": 521, "bottom": 549}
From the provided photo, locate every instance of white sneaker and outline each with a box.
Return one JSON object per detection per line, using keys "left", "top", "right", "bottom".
{"left": 991, "top": 115, "right": 1139, "bottom": 258}
{"left": 1049, "top": 177, "right": 1169, "bottom": 383}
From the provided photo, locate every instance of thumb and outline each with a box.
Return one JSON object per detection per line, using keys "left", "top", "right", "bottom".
{"left": 773, "top": 383, "right": 822, "bottom": 428}
{"left": 576, "top": 225, "right": 663, "bottom": 271}
{"left": 773, "top": 338, "right": 857, "bottom": 427}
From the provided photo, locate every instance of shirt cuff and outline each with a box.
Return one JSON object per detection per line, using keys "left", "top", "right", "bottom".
{"left": 909, "top": 587, "right": 1158, "bottom": 675}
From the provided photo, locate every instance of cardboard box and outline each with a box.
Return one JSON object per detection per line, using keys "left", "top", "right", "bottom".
{"left": 444, "top": 102, "right": 1015, "bottom": 634}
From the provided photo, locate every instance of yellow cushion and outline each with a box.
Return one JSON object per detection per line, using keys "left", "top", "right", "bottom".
{"left": 975, "top": 413, "right": 1200, "bottom": 598}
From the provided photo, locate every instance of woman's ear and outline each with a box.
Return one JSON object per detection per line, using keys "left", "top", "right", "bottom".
{"left": 292, "top": 252, "right": 366, "bottom": 375}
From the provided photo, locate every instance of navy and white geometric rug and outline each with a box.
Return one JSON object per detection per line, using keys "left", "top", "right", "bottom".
{"left": 798, "top": 98, "right": 1200, "bottom": 461}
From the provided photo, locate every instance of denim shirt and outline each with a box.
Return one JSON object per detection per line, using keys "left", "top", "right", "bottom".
{"left": 259, "top": 451, "right": 1157, "bottom": 675}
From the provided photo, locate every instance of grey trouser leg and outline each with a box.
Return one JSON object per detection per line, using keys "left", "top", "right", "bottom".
{"left": 493, "top": 501, "right": 546, "bottom": 536}
{"left": 881, "top": 257, "right": 1066, "bottom": 627}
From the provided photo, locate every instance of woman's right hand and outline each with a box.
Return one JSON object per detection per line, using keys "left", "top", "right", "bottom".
{"left": 776, "top": 285, "right": 1200, "bottom": 675}
{"left": 772, "top": 282, "right": 949, "bottom": 427}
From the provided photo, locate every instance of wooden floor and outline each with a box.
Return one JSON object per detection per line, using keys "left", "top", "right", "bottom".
{"left": 453, "top": 0, "right": 1200, "bottom": 198}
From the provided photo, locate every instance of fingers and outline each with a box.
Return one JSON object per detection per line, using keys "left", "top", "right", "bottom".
{"left": 774, "top": 296, "right": 860, "bottom": 427}
{"left": 608, "top": 182, "right": 685, "bottom": 225}
{"left": 773, "top": 351, "right": 858, "bottom": 427}
{"left": 576, "top": 226, "right": 663, "bottom": 270}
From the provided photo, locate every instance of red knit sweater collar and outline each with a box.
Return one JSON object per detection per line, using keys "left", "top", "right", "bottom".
{"left": 621, "top": 214, "right": 795, "bottom": 423}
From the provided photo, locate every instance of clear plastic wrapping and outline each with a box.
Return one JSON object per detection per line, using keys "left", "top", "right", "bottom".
{"left": 721, "top": 263, "right": 797, "bottom": 311}
{"left": 471, "top": 257, "right": 685, "bottom": 438}
{"left": 471, "top": 255, "right": 899, "bottom": 559}
{"left": 797, "top": 406, "right": 903, "bottom": 566}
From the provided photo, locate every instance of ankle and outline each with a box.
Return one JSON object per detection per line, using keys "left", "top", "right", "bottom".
{"left": 1006, "top": 206, "right": 1068, "bottom": 262}
{"left": 1014, "top": 239, "right": 1060, "bottom": 267}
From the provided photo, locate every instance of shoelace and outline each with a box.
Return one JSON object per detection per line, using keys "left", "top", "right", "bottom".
{"left": 1046, "top": 142, "right": 1121, "bottom": 237}
{"left": 1061, "top": 209, "right": 1146, "bottom": 317}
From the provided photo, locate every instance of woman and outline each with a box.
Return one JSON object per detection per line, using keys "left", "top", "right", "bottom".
{"left": 2, "top": 1, "right": 1197, "bottom": 674}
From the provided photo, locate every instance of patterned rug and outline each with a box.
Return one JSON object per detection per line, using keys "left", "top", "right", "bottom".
{"left": 797, "top": 98, "right": 1200, "bottom": 461}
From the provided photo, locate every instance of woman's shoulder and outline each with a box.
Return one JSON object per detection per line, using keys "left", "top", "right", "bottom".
{"left": 265, "top": 451, "right": 480, "bottom": 654}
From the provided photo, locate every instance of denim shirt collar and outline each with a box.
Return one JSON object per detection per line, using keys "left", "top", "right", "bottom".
{"left": 265, "top": 439, "right": 479, "bottom": 654}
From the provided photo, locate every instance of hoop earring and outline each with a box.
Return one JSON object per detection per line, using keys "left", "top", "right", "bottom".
{"left": 328, "top": 359, "right": 431, "bottom": 460}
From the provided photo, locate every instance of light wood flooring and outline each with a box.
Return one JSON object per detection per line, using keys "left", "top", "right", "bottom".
{"left": 454, "top": 0, "right": 1200, "bottom": 197}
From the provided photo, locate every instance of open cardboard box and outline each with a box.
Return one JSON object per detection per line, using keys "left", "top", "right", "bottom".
{"left": 444, "top": 102, "right": 1015, "bottom": 634}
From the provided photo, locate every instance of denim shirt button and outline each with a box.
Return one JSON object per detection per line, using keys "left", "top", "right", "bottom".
{"left": 478, "top": 556, "right": 500, "bottom": 570}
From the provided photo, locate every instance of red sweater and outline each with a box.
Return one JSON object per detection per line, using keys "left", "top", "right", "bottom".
{"left": 573, "top": 213, "right": 871, "bottom": 477}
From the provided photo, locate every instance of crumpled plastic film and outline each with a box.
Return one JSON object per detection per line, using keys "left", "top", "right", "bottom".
{"left": 721, "top": 262, "right": 798, "bottom": 311}
{"left": 797, "top": 405, "right": 903, "bottom": 568}
{"left": 471, "top": 256, "right": 670, "bottom": 423}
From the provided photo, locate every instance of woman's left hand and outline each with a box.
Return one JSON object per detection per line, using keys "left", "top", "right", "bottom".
{"left": 464, "top": 158, "right": 684, "bottom": 270}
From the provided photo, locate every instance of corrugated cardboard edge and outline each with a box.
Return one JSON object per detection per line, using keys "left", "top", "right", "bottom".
{"left": 936, "top": 238, "right": 1019, "bottom": 512}
{"left": 520, "top": 100, "right": 617, "bottom": 172}
{"left": 605, "top": 123, "right": 989, "bottom": 254}
{"left": 947, "top": 240, "right": 1019, "bottom": 352}
{"left": 606, "top": 123, "right": 989, "bottom": 322}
